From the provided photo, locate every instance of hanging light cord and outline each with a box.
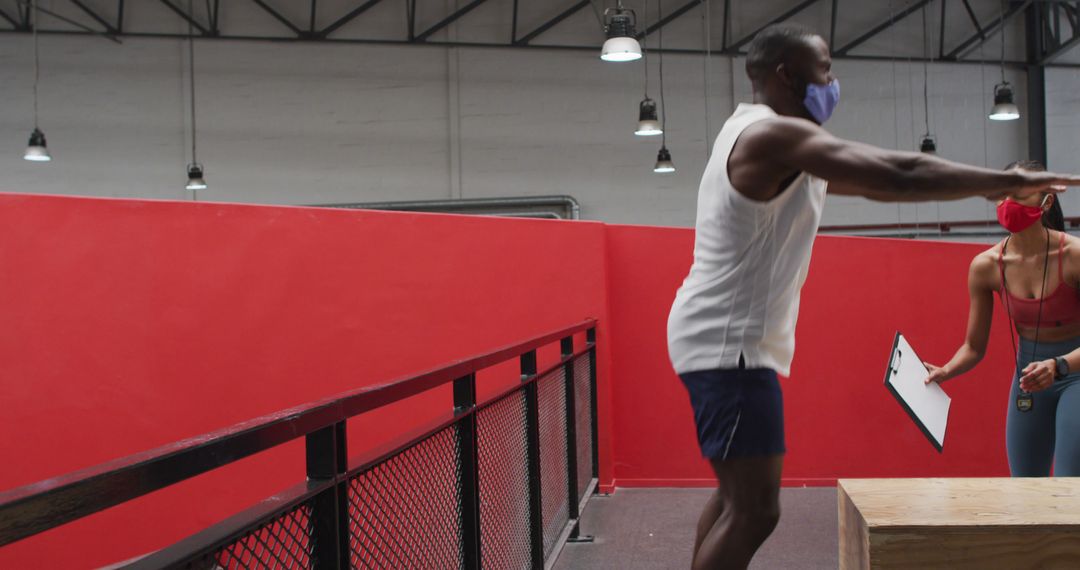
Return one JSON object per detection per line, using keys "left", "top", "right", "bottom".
{"left": 189, "top": 0, "right": 198, "bottom": 165}
{"left": 703, "top": 0, "right": 711, "bottom": 156}
{"left": 642, "top": 0, "right": 649, "bottom": 97}
{"left": 923, "top": 3, "right": 940, "bottom": 232}
{"left": 658, "top": 0, "right": 666, "bottom": 147}
{"left": 999, "top": 0, "right": 1006, "bottom": 83}
{"left": 922, "top": 4, "right": 931, "bottom": 136}
{"left": 32, "top": 0, "right": 40, "bottom": 130}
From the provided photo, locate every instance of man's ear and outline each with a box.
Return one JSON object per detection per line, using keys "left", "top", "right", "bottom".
{"left": 775, "top": 62, "right": 794, "bottom": 88}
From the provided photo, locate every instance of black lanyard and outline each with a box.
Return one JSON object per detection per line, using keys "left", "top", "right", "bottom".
{"left": 1000, "top": 228, "right": 1050, "bottom": 412}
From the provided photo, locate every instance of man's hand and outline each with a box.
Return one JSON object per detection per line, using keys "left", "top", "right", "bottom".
{"left": 924, "top": 362, "right": 951, "bottom": 385}
{"left": 1003, "top": 170, "right": 1080, "bottom": 201}
{"left": 1019, "top": 359, "right": 1056, "bottom": 392}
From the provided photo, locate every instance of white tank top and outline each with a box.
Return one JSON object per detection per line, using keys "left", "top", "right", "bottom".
{"left": 667, "top": 103, "right": 827, "bottom": 376}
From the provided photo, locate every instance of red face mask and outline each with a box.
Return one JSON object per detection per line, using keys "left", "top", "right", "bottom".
{"left": 997, "top": 198, "right": 1046, "bottom": 233}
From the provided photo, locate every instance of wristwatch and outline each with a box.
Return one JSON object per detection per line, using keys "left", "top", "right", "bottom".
{"left": 1055, "top": 356, "right": 1070, "bottom": 380}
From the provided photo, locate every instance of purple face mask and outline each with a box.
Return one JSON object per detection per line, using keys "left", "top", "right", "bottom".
{"left": 803, "top": 79, "right": 840, "bottom": 124}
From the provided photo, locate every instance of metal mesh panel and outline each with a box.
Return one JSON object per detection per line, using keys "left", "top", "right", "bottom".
{"left": 181, "top": 502, "right": 316, "bottom": 570}
{"left": 477, "top": 391, "right": 532, "bottom": 570}
{"left": 574, "top": 356, "right": 594, "bottom": 504}
{"left": 347, "top": 424, "right": 463, "bottom": 570}
{"left": 537, "top": 369, "right": 569, "bottom": 557}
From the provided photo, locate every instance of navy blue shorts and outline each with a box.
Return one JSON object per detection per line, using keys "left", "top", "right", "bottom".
{"left": 679, "top": 367, "right": 785, "bottom": 460}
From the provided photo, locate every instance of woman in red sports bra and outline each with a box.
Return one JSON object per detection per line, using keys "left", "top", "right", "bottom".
{"left": 926, "top": 160, "right": 1080, "bottom": 476}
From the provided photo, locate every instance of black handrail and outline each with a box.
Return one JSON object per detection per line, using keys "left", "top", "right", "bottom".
{"left": 131, "top": 343, "right": 597, "bottom": 569}
{"left": 0, "top": 318, "right": 598, "bottom": 548}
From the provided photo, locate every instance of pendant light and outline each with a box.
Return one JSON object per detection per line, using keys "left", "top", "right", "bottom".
{"left": 184, "top": 0, "right": 206, "bottom": 193}
{"left": 989, "top": 83, "right": 1020, "bottom": 121}
{"left": 988, "top": 0, "right": 1019, "bottom": 121}
{"left": 636, "top": 99, "right": 662, "bottom": 136}
{"left": 653, "top": 0, "right": 674, "bottom": 173}
{"left": 601, "top": 1, "right": 643, "bottom": 62}
{"left": 186, "top": 164, "right": 207, "bottom": 190}
{"left": 654, "top": 146, "right": 675, "bottom": 173}
{"left": 635, "top": 0, "right": 662, "bottom": 136}
{"left": 23, "top": 0, "right": 51, "bottom": 162}
{"left": 919, "top": 135, "right": 937, "bottom": 154}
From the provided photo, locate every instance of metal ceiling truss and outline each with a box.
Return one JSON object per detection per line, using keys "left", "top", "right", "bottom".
{"left": 2, "top": 0, "right": 1080, "bottom": 66}
{"left": 1036, "top": 0, "right": 1080, "bottom": 63}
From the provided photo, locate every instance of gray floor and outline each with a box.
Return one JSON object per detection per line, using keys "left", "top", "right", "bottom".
{"left": 554, "top": 487, "right": 838, "bottom": 570}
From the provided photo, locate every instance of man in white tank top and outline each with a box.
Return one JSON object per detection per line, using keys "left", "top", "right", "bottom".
{"left": 670, "top": 24, "right": 1080, "bottom": 570}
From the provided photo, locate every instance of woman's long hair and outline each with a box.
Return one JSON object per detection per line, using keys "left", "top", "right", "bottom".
{"left": 1007, "top": 159, "right": 1065, "bottom": 231}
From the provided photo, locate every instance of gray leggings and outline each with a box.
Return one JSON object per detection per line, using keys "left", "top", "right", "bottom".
{"left": 1007, "top": 337, "right": 1080, "bottom": 476}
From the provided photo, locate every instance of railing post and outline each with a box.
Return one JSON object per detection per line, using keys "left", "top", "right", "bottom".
{"left": 587, "top": 327, "right": 600, "bottom": 480}
{"left": 561, "top": 337, "right": 579, "bottom": 519}
{"left": 454, "top": 373, "right": 482, "bottom": 570}
{"left": 561, "top": 335, "right": 593, "bottom": 543}
{"left": 306, "top": 421, "right": 349, "bottom": 569}
{"left": 521, "top": 349, "right": 546, "bottom": 569}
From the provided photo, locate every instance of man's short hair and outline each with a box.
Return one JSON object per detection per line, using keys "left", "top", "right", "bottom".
{"left": 745, "top": 23, "right": 817, "bottom": 83}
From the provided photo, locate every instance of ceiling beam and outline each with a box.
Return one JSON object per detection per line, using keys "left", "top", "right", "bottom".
{"left": 0, "top": 6, "right": 21, "bottom": 29}
{"left": 636, "top": 0, "right": 701, "bottom": 41}
{"left": 15, "top": 0, "right": 121, "bottom": 42}
{"left": 945, "top": 0, "right": 1032, "bottom": 60}
{"left": 834, "top": 0, "right": 933, "bottom": 56}
{"left": 516, "top": 0, "right": 590, "bottom": 45}
{"left": 960, "top": 0, "right": 986, "bottom": 39}
{"left": 939, "top": 0, "right": 947, "bottom": 57}
{"left": 69, "top": 0, "right": 118, "bottom": 35}
{"left": 250, "top": 0, "right": 303, "bottom": 36}
{"left": 726, "top": 0, "right": 822, "bottom": 53}
{"left": 319, "top": 0, "right": 385, "bottom": 38}
{"left": 158, "top": 0, "right": 209, "bottom": 35}
{"left": 829, "top": 0, "right": 839, "bottom": 50}
{"left": 415, "top": 0, "right": 492, "bottom": 43}
{"left": 1039, "top": 3, "right": 1080, "bottom": 65}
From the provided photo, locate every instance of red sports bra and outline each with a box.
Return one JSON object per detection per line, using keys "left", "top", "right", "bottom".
{"left": 998, "top": 232, "right": 1080, "bottom": 328}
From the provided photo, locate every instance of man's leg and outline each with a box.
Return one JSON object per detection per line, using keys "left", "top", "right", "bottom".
{"left": 692, "top": 488, "right": 725, "bottom": 561}
{"left": 693, "top": 454, "right": 784, "bottom": 570}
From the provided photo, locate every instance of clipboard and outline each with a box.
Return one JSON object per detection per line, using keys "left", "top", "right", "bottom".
{"left": 883, "top": 332, "right": 951, "bottom": 452}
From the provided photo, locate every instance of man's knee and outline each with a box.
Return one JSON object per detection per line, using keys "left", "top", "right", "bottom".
{"left": 729, "top": 501, "right": 780, "bottom": 537}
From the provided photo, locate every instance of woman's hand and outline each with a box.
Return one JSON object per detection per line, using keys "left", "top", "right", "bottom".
{"left": 924, "top": 362, "right": 951, "bottom": 385}
{"left": 1019, "top": 359, "right": 1056, "bottom": 392}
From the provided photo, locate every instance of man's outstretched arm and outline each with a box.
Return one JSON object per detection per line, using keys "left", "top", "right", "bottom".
{"left": 750, "top": 117, "right": 1080, "bottom": 202}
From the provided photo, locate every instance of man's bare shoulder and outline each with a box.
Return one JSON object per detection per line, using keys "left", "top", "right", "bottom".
{"left": 738, "top": 115, "right": 820, "bottom": 150}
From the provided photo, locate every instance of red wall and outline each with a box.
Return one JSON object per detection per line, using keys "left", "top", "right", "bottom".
{"left": 0, "top": 194, "right": 611, "bottom": 569}
{"left": 1, "top": 194, "right": 1023, "bottom": 568}
{"left": 605, "top": 224, "right": 1017, "bottom": 487}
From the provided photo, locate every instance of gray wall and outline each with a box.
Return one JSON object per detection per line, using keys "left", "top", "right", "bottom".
{"left": 0, "top": 0, "right": 1070, "bottom": 228}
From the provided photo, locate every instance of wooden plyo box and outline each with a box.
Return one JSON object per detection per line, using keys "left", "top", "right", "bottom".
{"left": 838, "top": 478, "right": 1080, "bottom": 569}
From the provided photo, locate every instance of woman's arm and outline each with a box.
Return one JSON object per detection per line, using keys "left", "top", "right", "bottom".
{"left": 925, "top": 254, "right": 997, "bottom": 384}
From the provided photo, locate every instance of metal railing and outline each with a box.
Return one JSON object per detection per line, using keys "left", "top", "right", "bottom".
{"left": 0, "top": 319, "right": 600, "bottom": 569}
{"left": 818, "top": 216, "right": 1080, "bottom": 240}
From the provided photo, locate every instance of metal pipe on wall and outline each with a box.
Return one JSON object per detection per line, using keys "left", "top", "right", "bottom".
{"left": 308, "top": 195, "right": 582, "bottom": 220}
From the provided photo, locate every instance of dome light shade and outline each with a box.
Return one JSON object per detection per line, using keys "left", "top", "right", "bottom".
{"left": 989, "top": 82, "right": 1020, "bottom": 121}
{"left": 24, "top": 128, "right": 51, "bottom": 162}
{"left": 919, "top": 134, "right": 937, "bottom": 154}
{"left": 635, "top": 98, "right": 663, "bottom": 136}
{"left": 654, "top": 146, "right": 675, "bottom": 173}
{"left": 186, "top": 163, "right": 207, "bottom": 191}
{"left": 601, "top": 6, "right": 642, "bottom": 62}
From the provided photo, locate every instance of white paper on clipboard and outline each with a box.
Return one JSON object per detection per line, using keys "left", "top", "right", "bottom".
{"left": 884, "top": 332, "right": 951, "bottom": 452}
